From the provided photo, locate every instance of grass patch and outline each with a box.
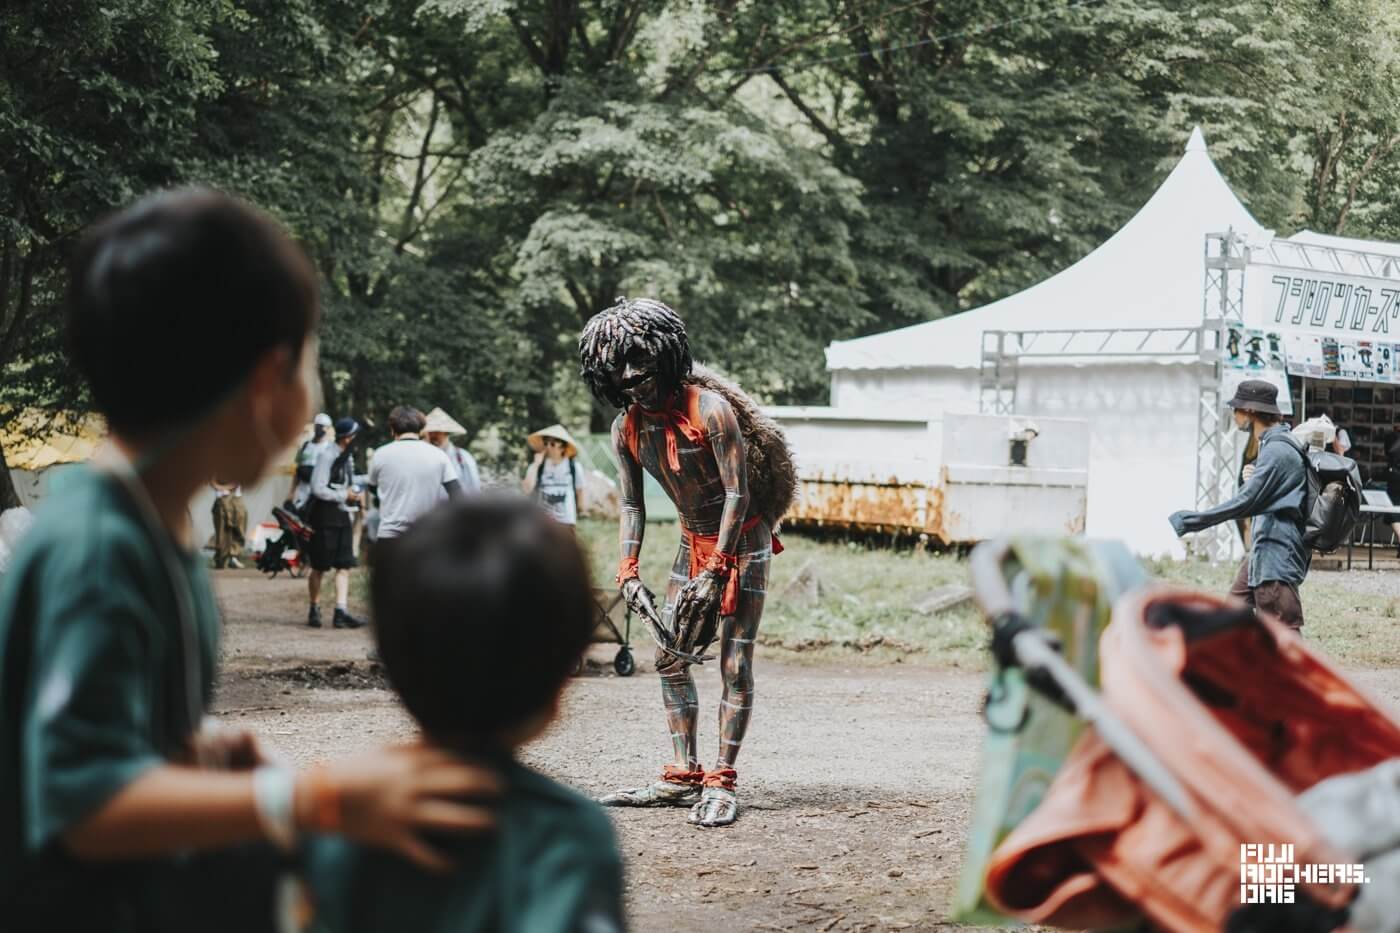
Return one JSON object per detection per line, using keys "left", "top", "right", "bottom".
{"left": 359, "top": 518, "right": 1399, "bottom": 671}
{"left": 581, "top": 520, "right": 1400, "bottom": 671}
{"left": 578, "top": 519, "right": 990, "bottom": 669}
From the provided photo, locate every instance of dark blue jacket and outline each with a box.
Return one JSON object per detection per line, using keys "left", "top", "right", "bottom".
{"left": 1170, "top": 425, "right": 1310, "bottom": 587}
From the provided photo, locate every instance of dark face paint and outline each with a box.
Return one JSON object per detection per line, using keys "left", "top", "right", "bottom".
{"left": 610, "top": 347, "right": 669, "bottom": 411}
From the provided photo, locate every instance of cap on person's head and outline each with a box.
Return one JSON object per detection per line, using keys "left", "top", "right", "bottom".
{"left": 334, "top": 417, "right": 359, "bottom": 440}
{"left": 369, "top": 496, "right": 594, "bottom": 741}
{"left": 67, "top": 187, "right": 319, "bottom": 438}
{"left": 1227, "top": 379, "right": 1281, "bottom": 416}
{"left": 423, "top": 407, "right": 465, "bottom": 435}
{"left": 527, "top": 423, "right": 579, "bottom": 458}
{"left": 314, "top": 413, "right": 333, "bottom": 428}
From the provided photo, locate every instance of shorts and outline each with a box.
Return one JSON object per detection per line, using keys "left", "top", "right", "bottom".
{"left": 309, "top": 524, "right": 357, "bottom": 572}
{"left": 1230, "top": 557, "right": 1303, "bottom": 629}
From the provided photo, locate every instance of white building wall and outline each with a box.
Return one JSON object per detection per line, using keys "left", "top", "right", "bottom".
{"left": 829, "top": 362, "right": 1219, "bottom": 558}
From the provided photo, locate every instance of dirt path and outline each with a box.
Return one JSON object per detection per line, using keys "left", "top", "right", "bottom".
{"left": 210, "top": 569, "right": 1400, "bottom": 932}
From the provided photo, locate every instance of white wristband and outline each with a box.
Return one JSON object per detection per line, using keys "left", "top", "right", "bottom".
{"left": 253, "top": 766, "right": 298, "bottom": 852}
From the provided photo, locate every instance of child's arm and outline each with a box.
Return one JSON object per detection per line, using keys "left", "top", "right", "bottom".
{"left": 29, "top": 561, "right": 498, "bottom": 872}
{"left": 64, "top": 745, "right": 498, "bottom": 872}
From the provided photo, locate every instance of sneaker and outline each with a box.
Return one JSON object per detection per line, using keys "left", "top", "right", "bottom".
{"left": 307, "top": 605, "right": 322, "bottom": 628}
{"left": 228, "top": 557, "right": 244, "bottom": 569}
{"left": 333, "top": 608, "right": 366, "bottom": 629}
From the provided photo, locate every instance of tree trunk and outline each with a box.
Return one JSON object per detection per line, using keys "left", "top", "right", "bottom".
{"left": 0, "top": 438, "right": 22, "bottom": 512}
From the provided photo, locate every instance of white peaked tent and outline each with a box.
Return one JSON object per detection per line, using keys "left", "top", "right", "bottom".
{"left": 820, "top": 129, "right": 1270, "bottom": 557}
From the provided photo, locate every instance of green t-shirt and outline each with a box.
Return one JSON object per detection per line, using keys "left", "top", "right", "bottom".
{"left": 0, "top": 468, "right": 221, "bottom": 926}
{"left": 303, "top": 757, "right": 626, "bottom": 933}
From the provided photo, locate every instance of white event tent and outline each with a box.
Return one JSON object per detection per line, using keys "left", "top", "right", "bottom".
{"left": 821, "top": 129, "right": 1269, "bottom": 557}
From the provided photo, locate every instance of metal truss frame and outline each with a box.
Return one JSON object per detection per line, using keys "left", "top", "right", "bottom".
{"left": 1195, "top": 231, "right": 1247, "bottom": 561}
{"left": 976, "top": 230, "right": 1247, "bottom": 560}
{"left": 978, "top": 228, "right": 1400, "bottom": 561}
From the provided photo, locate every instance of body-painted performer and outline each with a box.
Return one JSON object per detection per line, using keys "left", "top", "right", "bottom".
{"left": 581, "top": 298, "right": 795, "bottom": 827}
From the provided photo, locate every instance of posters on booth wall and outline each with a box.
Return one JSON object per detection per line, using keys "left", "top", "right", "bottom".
{"left": 1284, "top": 331, "right": 1400, "bottom": 383}
{"left": 1225, "top": 326, "right": 1293, "bottom": 415}
{"left": 1226, "top": 326, "right": 1285, "bottom": 371}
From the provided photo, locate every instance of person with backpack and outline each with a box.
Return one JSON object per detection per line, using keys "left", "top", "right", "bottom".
{"left": 521, "top": 424, "right": 584, "bottom": 528}
{"left": 1169, "top": 380, "right": 1309, "bottom": 629}
{"left": 287, "top": 412, "right": 333, "bottom": 513}
{"left": 306, "top": 418, "right": 368, "bottom": 630}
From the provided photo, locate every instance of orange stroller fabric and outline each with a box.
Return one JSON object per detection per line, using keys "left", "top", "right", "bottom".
{"left": 985, "top": 586, "right": 1400, "bottom": 931}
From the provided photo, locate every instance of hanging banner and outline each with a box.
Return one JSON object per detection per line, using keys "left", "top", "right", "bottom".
{"left": 1244, "top": 264, "right": 1400, "bottom": 383}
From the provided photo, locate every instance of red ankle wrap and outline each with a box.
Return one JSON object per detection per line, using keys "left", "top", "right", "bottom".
{"left": 661, "top": 764, "right": 705, "bottom": 786}
{"left": 702, "top": 767, "right": 737, "bottom": 790}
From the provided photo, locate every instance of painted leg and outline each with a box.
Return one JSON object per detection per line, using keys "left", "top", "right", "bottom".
{"left": 692, "top": 538, "right": 767, "bottom": 828}
{"left": 601, "top": 540, "right": 703, "bottom": 808}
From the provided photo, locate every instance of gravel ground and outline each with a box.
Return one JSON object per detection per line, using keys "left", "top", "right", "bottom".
{"left": 210, "top": 566, "right": 1400, "bottom": 932}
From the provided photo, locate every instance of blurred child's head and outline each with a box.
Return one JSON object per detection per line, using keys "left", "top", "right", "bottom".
{"left": 370, "top": 496, "right": 595, "bottom": 748}
{"left": 68, "top": 187, "right": 320, "bottom": 484}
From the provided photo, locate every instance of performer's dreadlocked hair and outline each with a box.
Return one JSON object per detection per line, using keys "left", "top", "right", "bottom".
{"left": 578, "top": 296, "right": 797, "bottom": 528}
{"left": 579, "top": 297, "right": 693, "bottom": 409}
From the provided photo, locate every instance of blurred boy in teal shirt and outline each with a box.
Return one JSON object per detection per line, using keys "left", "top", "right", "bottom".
{"left": 303, "top": 496, "right": 625, "bottom": 933}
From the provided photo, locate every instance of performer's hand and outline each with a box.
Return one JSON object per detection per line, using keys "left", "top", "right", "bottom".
{"left": 622, "top": 577, "right": 660, "bottom": 623}
{"left": 674, "top": 571, "right": 723, "bottom": 652}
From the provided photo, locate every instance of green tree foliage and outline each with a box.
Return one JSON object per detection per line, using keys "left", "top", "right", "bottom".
{"left": 6, "top": 0, "right": 1400, "bottom": 503}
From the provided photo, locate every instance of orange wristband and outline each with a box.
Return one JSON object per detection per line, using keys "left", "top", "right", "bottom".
{"left": 306, "top": 763, "right": 342, "bottom": 832}
{"left": 616, "top": 556, "right": 641, "bottom": 585}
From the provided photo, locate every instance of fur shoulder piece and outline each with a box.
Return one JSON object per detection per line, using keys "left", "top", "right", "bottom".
{"left": 685, "top": 363, "right": 797, "bottom": 529}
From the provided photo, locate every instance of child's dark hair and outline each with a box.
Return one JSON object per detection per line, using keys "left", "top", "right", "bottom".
{"left": 370, "top": 496, "right": 595, "bottom": 741}
{"left": 67, "top": 187, "right": 319, "bottom": 437}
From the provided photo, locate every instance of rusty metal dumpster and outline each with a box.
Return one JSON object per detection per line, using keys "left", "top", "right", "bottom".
{"left": 768, "top": 408, "right": 1088, "bottom": 545}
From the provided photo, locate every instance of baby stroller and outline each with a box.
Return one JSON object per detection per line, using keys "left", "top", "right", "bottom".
{"left": 957, "top": 538, "right": 1400, "bottom": 932}
{"left": 255, "top": 505, "right": 313, "bottom": 578}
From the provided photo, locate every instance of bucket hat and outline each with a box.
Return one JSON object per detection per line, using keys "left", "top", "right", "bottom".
{"left": 1227, "top": 379, "right": 1281, "bottom": 416}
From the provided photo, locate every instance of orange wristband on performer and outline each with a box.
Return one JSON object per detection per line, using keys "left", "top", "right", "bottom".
{"left": 703, "top": 552, "right": 738, "bottom": 575}
{"left": 616, "top": 556, "right": 641, "bottom": 585}
{"left": 304, "top": 762, "right": 342, "bottom": 833}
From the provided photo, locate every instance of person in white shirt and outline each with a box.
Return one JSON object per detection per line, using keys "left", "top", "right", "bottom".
{"left": 424, "top": 407, "right": 482, "bottom": 493}
{"left": 522, "top": 423, "right": 585, "bottom": 528}
{"left": 368, "top": 406, "right": 462, "bottom": 542}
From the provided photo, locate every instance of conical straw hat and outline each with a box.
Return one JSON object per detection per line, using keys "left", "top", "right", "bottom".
{"left": 423, "top": 407, "right": 466, "bottom": 435}
{"left": 527, "top": 423, "right": 579, "bottom": 458}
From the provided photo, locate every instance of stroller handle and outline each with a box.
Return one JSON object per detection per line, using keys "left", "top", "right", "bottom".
{"left": 969, "top": 539, "right": 1196, "bottom": 820}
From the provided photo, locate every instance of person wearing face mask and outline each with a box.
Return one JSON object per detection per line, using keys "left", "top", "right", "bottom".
{"left": 579, "top": 297, "right": 797, "bottom": 828}
{"left": 0, "top": 189, "right": 499, "bottom": 933}
{"left": 1170, "top": 380, "right": 1310, "bottom": 629}
{"left": 306, "top": 418, "right": 368, "bottom": 630}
